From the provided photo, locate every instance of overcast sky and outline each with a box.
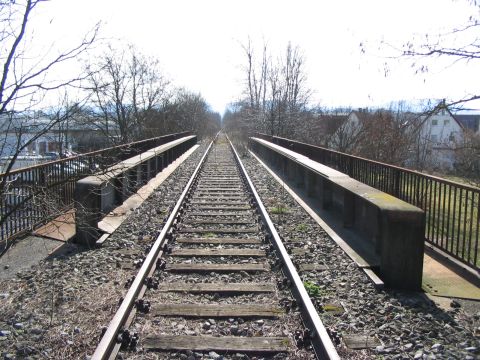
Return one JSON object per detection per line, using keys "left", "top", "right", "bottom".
{"left": 30, "top": 0, "right": 479, "bottom": 114}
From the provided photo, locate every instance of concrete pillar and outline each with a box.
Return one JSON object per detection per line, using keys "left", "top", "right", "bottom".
{"left": 157, "top": 155, "right": 163, "bottom": 172}
{"left": 296, "top": 163, "right": 305, "bottom": 188}
{"left": 121, "top": 174, "right": 129, "bottom": 201}
{"left": 74, "top": 178, "right": 101, "bottom": 247}
{"left": 149, "top": 158, "right": 155, "bottom": 178}
{"left": 379, "top": 209, "right": 425, "bottom": 290}
{"left": 128, "top": 169, "right": 137, "bottom": 196}
{"left": 343, "top": 191, "right": 355, "bottom": 228}
{"left": 142, "top": 162, "right": 148, "bottom": 184}
{"left": 322, "top": 179, "right": 333, "bottom": 210}
{"left": 280, "top": 156, "right": 290, "bottom": 180}
{"left": 306, "top": 170, "right": 317, "bottom": 197}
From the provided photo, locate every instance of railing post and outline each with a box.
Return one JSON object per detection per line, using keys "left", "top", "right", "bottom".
{"left": 348, "top": 157, "right": 354, "bottom": 177}
{"left": 393, "top": 169, "right": 401, "bottom": 198}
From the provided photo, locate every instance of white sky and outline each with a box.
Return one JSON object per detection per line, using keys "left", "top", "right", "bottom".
{"left": 29, "top": 0, "right": 479, "bottom": 114}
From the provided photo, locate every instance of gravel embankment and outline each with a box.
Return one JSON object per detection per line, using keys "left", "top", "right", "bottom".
{"left": 241, "top": 149, "right": 479, "bottom": 360}
{"left": 0, "top": 141, "right": 209, "bottom": 359}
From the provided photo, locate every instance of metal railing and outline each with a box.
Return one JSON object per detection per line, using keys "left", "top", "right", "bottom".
{"left": 254, "top": 133, "right": 480, "bottom": 271}
{"left": 0, "top": 132, "right": 192, "bottom": 243}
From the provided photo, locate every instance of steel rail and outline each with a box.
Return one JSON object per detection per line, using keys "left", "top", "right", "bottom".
{"left": 228, "top": 135, "right": 340, "bottom": 360}
{"left": 91, "top": 138, "right": 215, "bottom": 360}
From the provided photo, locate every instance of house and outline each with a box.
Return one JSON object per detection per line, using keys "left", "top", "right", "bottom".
{"left": 330, "top": 108, "right": 420, "bottom": 161}
{"left": 330, "top": 102, "right": 466, "bottom": 171}
{"left": 308, "top": 112, "right": 348, "bottom": 147}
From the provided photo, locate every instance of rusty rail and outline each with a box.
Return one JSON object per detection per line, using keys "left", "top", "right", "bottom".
{"left": 254, "top": 133, "right": 480, "bottom": 271}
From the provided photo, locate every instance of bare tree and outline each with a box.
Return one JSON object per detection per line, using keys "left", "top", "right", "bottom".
{"left": 367, "top": 0, "right": 480, "bottom": 108}
{"left": 454, "top": 130, "right": 480, "bottom": 186}
{"left": 145, "top": 88, "right": 220, "bottom": 138}
{"left": 241, "top": 38, "right": 268, "bottom": 111}
{"left": 329, "top": 103, "right": 423, "bottom": 166}
{"left": 236, "top": 40, "right": 312, "bottom": 137}
{"left": 85, "top": 45, "right": 169, "bottom": 144}
{"left": 0, "top": 0, "right": 98, "bottom": 197}
{"left": 329, "top": 112, "right": 366, "bottom": 153}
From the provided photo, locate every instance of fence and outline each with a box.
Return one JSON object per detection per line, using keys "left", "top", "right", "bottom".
{"left": 0, "top": 132, "right": 191, "bottom": 243}
{"left": 254, "top": 133, "right": 480, "bottom": 271}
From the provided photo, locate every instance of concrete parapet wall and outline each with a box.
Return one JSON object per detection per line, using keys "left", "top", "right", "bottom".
{"left": 74, "top": 136, "right": 197, "bottom": 247}
{"left": 250, "top": 137, "right": 425, "bottom": 290}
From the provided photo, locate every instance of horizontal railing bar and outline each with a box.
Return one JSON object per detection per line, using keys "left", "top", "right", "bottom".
{"left": 1, "top": 132, "right": 191, "bottom": 176}
{"left": 255, "top": 133, "right": 480, "bottom": 193}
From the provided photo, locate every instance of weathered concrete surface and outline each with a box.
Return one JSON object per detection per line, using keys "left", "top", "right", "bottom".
{"left": 250, "top": 137, "right": 425, "bottom": 290}
{"left": 33, "top": 209, "right": 75, "bottom": 241}
{"left": 98, "top": 144, "right": 199, "bottom": 234}
{"left": 75, "top": 136, "right": 196, "bottom": 246}
{"left": 0, "top": 236, "right": 61, "bottom": 280}
{"left": 423, "top": 253, "right": 480, "bottom": 300}
{"left": 251, "top": 148, "right": 480, "bottom": 300}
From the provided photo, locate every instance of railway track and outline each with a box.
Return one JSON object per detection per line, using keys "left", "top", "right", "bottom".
{"left": 92, "top": 134, "right": 339, "bottom": 360}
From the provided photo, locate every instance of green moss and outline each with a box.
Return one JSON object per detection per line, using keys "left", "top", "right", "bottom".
{"left": 296, "top": 223, "right": 308, "bottom": 232}
{"left": 322, "top": 304, "right": 343, "bottom": 313}
{"left": 303, "top": 281, "right": 321, "bottom": 297}
{"left": 270, "top": 205, "right": 288, "bottom": 214}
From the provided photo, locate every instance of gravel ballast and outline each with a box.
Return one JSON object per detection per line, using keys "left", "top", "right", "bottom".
{"left": 240, "top": 148, "right": 479, "bottom": 360}
{"left": 0, "top": 139, "right": 478, "bottom": 360}
{"left": 0, "top": 141, "right": 209, "bottom": 359}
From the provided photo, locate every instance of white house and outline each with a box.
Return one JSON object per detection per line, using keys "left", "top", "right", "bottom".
{"left": 329, "top": 103, "right": 467, "bottom": 171}
{"left": 416, "top": 102, "right": 465, "bottom": 170}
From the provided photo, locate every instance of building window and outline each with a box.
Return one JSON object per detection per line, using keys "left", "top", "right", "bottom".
{"left": 431, "top": 134, "right": 438, "bottom": 142}
{"left": 449, "top": 133, "right": 455, "bottom": 141}
{"left": 444, "top": 119, "right": 449, "bottom": 125}
{"left": 432, "top": 119, "right": 438, "bottom": 126}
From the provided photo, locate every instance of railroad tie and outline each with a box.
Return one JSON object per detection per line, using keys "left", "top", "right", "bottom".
{"left": 175, "top": 237, "right": 262, "bottom": 244}
{"left": 143, "top": 336, "right": 291, "bottom": 353}
{"left": 165, "top": 263, "right": 270, "bottom": 272}
{"left": 178, "top": 227, "right": 258, "bottom": 234}
{"left": 151, "top": 303, "right": 284, "bottom": 318}
{"left": 169, "top": 248, "right": 265, "bottom": 257}
{"left": 158, "top": 282, "right": 276, "bottom": 293}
